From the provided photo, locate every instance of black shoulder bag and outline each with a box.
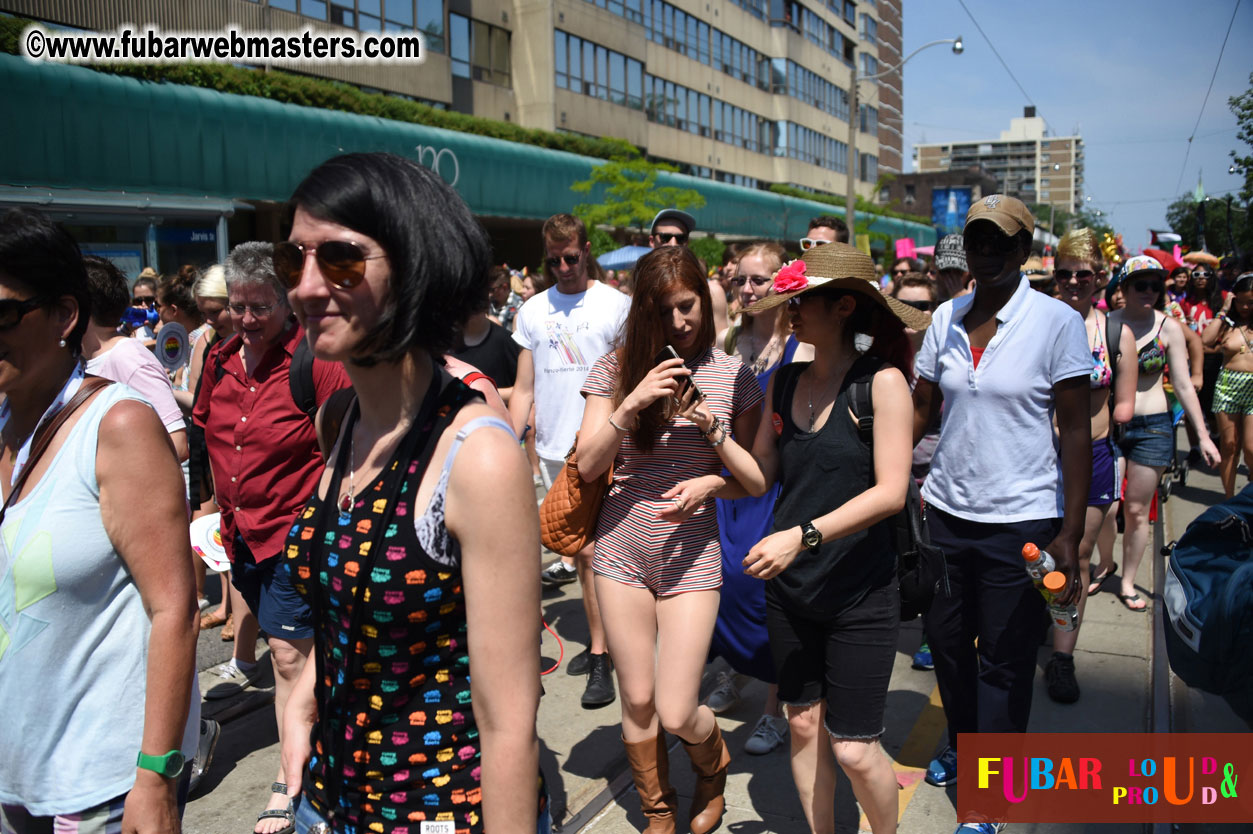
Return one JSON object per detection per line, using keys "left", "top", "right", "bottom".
{"left": 848, "top": 369, "right": 951, "bottom": 622}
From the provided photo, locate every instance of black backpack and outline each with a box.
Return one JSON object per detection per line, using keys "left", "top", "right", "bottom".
{"left": 847, "top": 374, "right": 951, "bottom": 622}
{"left": 213, "top": 332, "right": 318, "bottom": 421}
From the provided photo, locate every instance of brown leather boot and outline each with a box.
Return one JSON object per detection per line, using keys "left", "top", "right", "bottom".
{"left": 682, "top": 721, "right": 731, "bottom": 834}
{"left": 623, "top": 733, "right": 677, "bottom": 834}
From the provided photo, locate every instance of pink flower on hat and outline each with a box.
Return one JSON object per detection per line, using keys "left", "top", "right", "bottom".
{"left": 773, "top": 260, "right": 809, "bottom": 293}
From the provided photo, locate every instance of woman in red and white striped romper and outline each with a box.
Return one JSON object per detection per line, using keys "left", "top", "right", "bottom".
{"left": 576, "top": 246, "right": 765, "bottom": 834}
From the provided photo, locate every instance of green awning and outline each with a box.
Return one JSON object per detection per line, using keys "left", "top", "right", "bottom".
{"left": 1, "top": 53, "right": 934, "bottom": 245}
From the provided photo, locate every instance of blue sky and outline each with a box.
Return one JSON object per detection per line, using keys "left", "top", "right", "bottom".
{"left": 897, "top": 0, "right": 1251, "bottom": 252}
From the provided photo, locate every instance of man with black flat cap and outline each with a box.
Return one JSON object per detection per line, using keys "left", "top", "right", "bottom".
{"left": 649, "top": 208, "right": 727, "bottom": 336}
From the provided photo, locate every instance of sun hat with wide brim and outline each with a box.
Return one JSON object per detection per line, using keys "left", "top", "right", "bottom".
{"left": 1181, "top": 251, "right": 1220, "bottom": 268}
{"left": 745, "top": 241, "right": 932, "bottom": 331}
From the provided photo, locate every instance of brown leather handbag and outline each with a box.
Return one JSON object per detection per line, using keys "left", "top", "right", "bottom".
{"left": 539, "top": 433, "right": 613, "bottom": 558}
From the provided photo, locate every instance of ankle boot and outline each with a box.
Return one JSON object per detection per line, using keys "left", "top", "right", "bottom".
{"left": 682, "top": 721, "right": 730, "bottom": 834}
{"left": 623, "top": 733, "right": 677, "bottom": 834}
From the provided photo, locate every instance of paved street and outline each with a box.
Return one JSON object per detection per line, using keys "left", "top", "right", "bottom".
{"left": 183, "top": 464, "right": 1249, "bottom": 834}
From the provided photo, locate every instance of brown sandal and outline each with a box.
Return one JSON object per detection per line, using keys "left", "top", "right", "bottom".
{"left": 220, "top": 616, "right": 235, "bottom": 642}
{"left": 200, "top": 610, "right": 227, "bottom": 630}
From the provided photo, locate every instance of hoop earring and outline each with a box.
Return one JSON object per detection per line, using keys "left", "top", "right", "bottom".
{"left": 59, "top": 339, "right": 67, "bottom": 349}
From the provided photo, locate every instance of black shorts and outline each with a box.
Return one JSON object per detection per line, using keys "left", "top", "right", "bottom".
{"left": 766, "top": 582, "right": 899, "bottom": 740}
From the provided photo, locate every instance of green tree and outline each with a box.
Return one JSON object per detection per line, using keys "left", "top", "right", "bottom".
{"left": 688, "top": 236, "right": 726, "bottom": 272}
{"left": 1229, "top": 71, "right": 1253, "bottom": 204}
{"left": 1165, "top": 194, "right": 1252, "bottom": 254}
{"left": 571, "top": 152, "right": 705, "bottom": 250}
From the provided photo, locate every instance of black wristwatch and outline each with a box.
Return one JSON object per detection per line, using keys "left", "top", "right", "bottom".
{"left": 800, "top": 521, "right": 822, "bottom": 552}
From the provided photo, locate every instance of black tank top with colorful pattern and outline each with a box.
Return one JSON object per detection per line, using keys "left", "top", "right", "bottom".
{"left": 285, "top": 376, "right": 543, "bottom": 833}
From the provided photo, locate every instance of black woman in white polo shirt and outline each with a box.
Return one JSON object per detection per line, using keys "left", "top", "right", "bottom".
{"left": 911, "top": 195, "right": 1092, "bottom": 834}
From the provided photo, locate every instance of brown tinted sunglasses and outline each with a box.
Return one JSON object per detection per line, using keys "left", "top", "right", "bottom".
{"left": 273, "top": 241, "right": 387, "bottom": 289}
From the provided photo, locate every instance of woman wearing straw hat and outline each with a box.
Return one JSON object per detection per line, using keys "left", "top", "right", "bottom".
{"left": 676, "top": 242, "right": 925, "bottom": 834}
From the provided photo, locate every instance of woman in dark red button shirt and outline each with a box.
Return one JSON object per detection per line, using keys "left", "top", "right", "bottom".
{"left": 191, "top": 241, "right": 351, "bottom": 834}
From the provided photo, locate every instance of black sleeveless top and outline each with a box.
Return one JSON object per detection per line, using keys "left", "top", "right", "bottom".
{"left": 767, "top": 356, "right": 896, "bottom": 621}
{"left": 286, "top": 375, "right": 545, "bottom": 832}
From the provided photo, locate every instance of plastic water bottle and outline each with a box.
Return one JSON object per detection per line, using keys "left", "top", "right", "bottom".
{"left": 122, "top": 306, "right": 159, "bottom": 329}
{"left": 1042, "top": 571, "right": 1077, "bottom": 632}
{"left": 1022, "top": 542, "right": 1056, "bottom": 584}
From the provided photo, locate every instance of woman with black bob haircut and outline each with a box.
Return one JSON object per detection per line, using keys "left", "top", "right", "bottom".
{"left": 0, "top": 209, "right": 198, "bottom": 832}
{"left": 276, "top": 153, "right": 546, "bottom": 834}
{"left": 282, "top": 151, "right": 489, "bottom": 364}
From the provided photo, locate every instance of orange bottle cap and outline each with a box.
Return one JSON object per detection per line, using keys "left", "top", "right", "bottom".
{"left": 1042, "top": 571, "right": 1066, "bottom": 592}
{"left": 1022, "top": 543, "right": 1039, "bottom": 561}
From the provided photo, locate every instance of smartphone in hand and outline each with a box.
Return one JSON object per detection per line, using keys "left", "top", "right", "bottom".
{"left": 653, "top": 345, "right": 704, "bottom": 402}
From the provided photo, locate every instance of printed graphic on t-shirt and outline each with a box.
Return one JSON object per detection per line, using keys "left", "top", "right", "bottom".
{"left": 0, "top": 493, "right": 55, "bottom": 664}
{"left": 545, "top": 319, "right": 592, "bottom": 369}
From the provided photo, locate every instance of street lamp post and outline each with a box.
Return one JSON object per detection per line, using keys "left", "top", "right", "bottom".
{"left": 846, "top": 36, "right": 963, "bottom": 241}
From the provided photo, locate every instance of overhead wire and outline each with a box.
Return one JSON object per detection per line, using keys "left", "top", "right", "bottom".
{"left": 954, "top": 0, "right": 1053, "bottom": 135}
{"left": 1172, "top": 0, "right": 1242, "bottom": 196}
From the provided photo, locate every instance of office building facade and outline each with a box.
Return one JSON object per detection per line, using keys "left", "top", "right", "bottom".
{"left": 913, "top": 107, "right": 1084, "bottom": 213}
{"left": 8, "top": 0, "right": 895, "bottom": 202}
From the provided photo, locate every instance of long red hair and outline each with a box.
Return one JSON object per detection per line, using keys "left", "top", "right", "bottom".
{"left": 614, "top": 246, "right": 715, "bottom": 452}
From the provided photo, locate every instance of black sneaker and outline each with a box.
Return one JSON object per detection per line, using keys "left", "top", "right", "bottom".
{"left": 566, "top": 646, "right": 591, "bottom": 676}
{"left": 581, "top": 653, "right": 616, "bottom": 709}
{"left": 1045, "top": 652, "right": 1080, "bottom": 704}
{"left": 541, "top": 561, "right": 578, "bottom": 587}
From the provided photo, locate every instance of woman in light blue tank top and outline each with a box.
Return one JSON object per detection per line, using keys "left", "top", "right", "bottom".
{"left": 0, "top": 209, "right": 198, "bottom": 831}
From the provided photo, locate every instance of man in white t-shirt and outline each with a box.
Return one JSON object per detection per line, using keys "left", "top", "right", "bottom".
{"left": 510, "top": 213, "right": 629, "bottom": 708}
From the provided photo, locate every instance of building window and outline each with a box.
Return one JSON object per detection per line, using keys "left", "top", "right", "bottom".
{"left": 448, "top": 13, "right": 507, "bottom": 85}
{"left": 330, "top": 1, "right": 354, "bottom": 27}
{"left": 555, "top": 31, "right": 568, "bottom": 88}
{"left": 302, "top": 0, "right": 328, "bottom": 19}
{"left": 562, "top": 33, "right": 643, "bottom": 110}
{"left": 859, "top": 13, "right": 876, "bottom": 43}
{"left": 843, "top": 0, "right": 856, "bottom": 25}
{"left": 859, "top": 152, "right": 877, "bottom": 182}
{"left": 270, "top": 0, "right": 298, "bottom": 10}
{"left": 358, "top": 0, "right": 381, "bottom": 30}
{"left": 449, "top": 12, "right": 469, "bottom": 77}
{"left": 860, "top": 52, "right": 878, "bottom": 76}
{"left": 415, "top": 0, "right": 444, "bottom": 53}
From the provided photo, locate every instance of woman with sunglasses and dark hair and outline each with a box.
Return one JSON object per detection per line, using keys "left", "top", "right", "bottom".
{"left": 0, "top": 209, "right": 198, "bottom": 834}
{"left": 277, "top": 152, "right": 545, "bottom": 834}
{"left": 576, "top": 245, "right": 764, "bottom": 834}
{"left": 1202, "top": 273, "right": 1253, "bottom": 497}
{"left": 1108, "top": 257, "right": 1219, "bottom": 612}
{"left": 1046, "top": 229, "right": 1139, "bottom": 702}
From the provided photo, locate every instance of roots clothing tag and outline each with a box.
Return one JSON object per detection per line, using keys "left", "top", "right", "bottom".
{"left": 420, "top": 823, "right": 455, "bottom": 834}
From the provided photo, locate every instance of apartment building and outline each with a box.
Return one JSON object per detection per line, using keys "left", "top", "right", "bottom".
{"left": 913, "top": 107, "right": 1084, "bottom": 213}
{"left": 7, "top": 0, "right": 897, "bottom": 202}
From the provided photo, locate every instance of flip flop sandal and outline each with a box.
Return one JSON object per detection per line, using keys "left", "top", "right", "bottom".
{"left": 220, "top": 617, "right": 235, "bottom": 642}
{"left": 256, "top": 782, "right": 295, "bottom": 834}
{"left": 1087, "top": 562, "right": 1118, "bottom": 595}
{"left": 199, "top": 610, "right": 227, "bottom": 630}
{"left": 1118, "top": 593, "right": 1147, "bottom": 612}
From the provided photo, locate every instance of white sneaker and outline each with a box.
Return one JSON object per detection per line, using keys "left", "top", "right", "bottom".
{"left": 744, "top": 714, "right": 787, "bottom": 755}
{"left": 188, "top": 718, "right": 221, "bottom": 794}
{"left": 203, "top": 660, "right": 261, "bottom": 700}
{"left": 705, "top": 671, "right": 741, "bottom": 714}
